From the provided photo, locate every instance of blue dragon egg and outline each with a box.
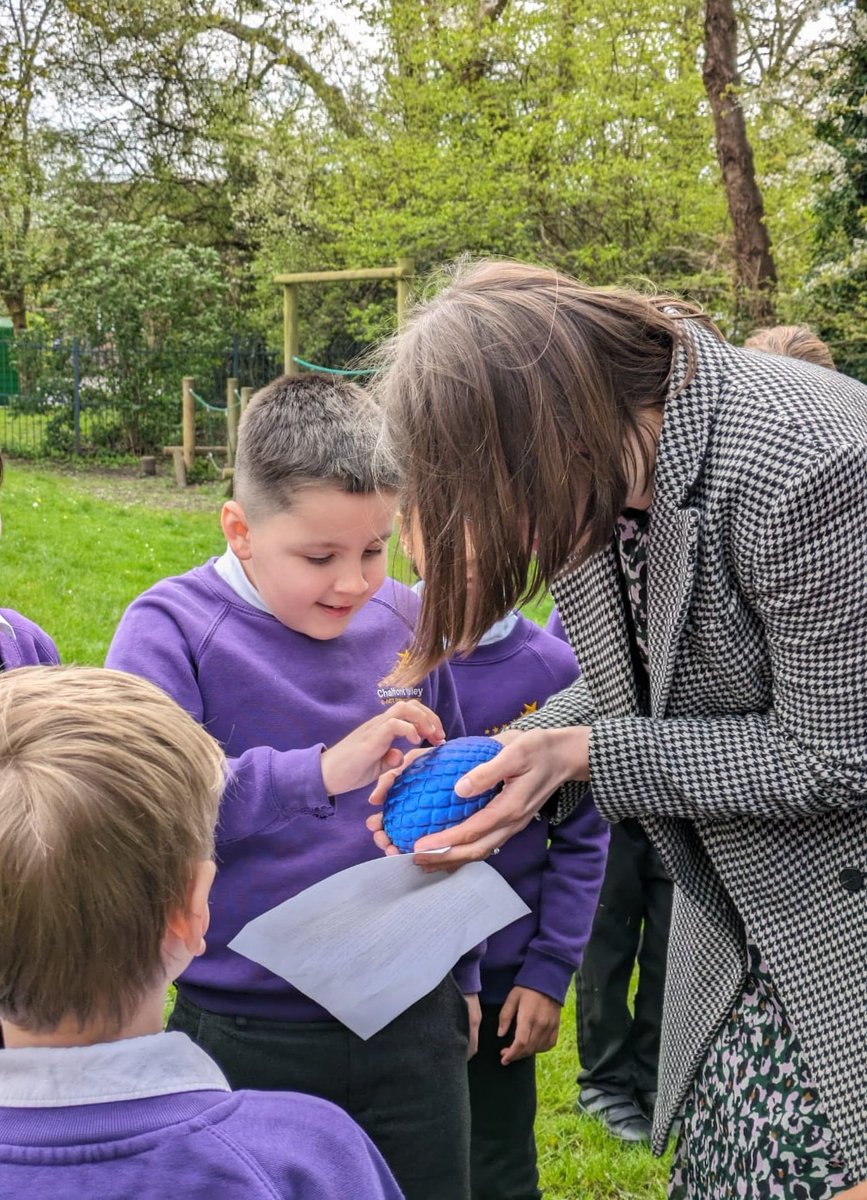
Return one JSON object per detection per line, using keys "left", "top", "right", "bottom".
{"left": 382, "top": 735, "right": 503, "bottom": 853}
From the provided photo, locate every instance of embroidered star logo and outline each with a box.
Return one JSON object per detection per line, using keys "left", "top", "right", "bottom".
{"left": 520, "top": 701, "right": 538, "bottom": 716}
{"left": 396, "top": 649, "right": 412, "bottom": 667}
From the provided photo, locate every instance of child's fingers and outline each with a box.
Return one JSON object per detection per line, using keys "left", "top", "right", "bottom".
{"left": 497, "top": 991, "right": 519, "bottom": 1038}
{"left": 368, "top": 767, "right": 401, "bottom": 807}
{"left": 383, "top": 700, "right": 446, "bottom": 744}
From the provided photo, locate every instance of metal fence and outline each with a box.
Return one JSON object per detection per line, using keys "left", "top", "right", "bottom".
{"left": 0, "top": 335, "right": 279, "bottom": 458}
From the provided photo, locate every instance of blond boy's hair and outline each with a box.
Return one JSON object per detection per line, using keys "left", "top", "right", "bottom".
{"left": 233, "top": 373, "right": 401, "bottom": 519}
{"left": 0, "top": 667, "right": 225, "bottom": 1032}
{"left": 744, "top": 324, "right": 835, "bottom": 370}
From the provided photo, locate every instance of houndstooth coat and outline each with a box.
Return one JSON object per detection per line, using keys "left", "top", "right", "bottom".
{"left": 514, "top": 320, "right": 867, "bottom": 1172}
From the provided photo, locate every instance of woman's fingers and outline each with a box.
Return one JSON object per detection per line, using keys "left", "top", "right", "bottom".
{"left": 411, "top": 794, "right": 530, "bottom": 869}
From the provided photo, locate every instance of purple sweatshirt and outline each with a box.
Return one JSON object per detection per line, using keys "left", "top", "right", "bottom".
{"left": 106, "top": 563, "right": 473, "bottom": 1019}
{"left": 544, "top": 606, "right": 567, "bottom": 645}
{"left": 0, "top": 609, "right": 59, "bottom": 668}
{"left": 0, "top": 1032, "right": 402, "bottom": 1199}
{"left": 449, "top": 613, "right": 608, "bottom": 1005}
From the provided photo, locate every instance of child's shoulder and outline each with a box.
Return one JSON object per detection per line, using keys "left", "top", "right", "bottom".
{"left": 121, "top": 560, "right": 242, "bottom": 626}
{"left": 367, "top": 575, "right": 420, "bottom": 630}
{"left": 226, "top": 1090, "right": 400, "bottom": 1196}
{"left": 0, "top": 609, "right": 60, "bottom": 666}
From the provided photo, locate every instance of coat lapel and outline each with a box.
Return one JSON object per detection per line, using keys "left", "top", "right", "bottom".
{"left": 646, "top": 501, "right": 699, "bottom": 718}
{"left": 552, "top": 544, "right": 640, "bottom": 716}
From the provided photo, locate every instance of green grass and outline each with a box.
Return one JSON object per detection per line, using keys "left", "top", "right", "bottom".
{"left": 0, "top": 462, "right": 225, "bottom": 662}
{"left": 4, "top": 460, "right": 669, "bottom": 1198}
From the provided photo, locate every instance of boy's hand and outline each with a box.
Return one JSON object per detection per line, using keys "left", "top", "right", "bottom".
{"left": 366, "top": 747, "right": 434, "bottom": 855}
{"left": 320, "top": 702, "right": 445, "bottom": 798}
{"left": 465, "top": 993, "right": 481, "bottom": 1060}
{"left": 498, "top": 986, "right": 562, "bottom": 1064}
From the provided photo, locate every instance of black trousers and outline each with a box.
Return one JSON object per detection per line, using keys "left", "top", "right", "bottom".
{"left": 169, "top": 978, "right": 471, "bottom": 1200}
{"left": 575, "top": 818, "right": 673, "bottom": 1096}
{"left": 467, "top": 1004, "right": 541, "bottom": 1200}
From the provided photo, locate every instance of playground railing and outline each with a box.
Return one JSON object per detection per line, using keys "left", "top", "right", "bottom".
{"left": 0, "top": 334, "right": 278, "bottom": 459}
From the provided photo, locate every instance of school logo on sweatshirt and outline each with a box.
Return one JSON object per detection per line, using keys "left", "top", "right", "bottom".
{"left": 377, "top": 649, "right": 424, "bottom": 706}
{"left": 483, "top": 700, "right": 538, "bottom": 736}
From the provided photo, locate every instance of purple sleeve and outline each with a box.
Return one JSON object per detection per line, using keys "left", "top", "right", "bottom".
{"left": 0, "top": 609, "right": 60, "bottom": 666}
{"left": 106, "top": 595, "right": 333, "bottom": 844}
{"left": 451, "top": 942, "right": 484, "bottom": 994}
{"left": 512, "top": 794, "right": 609, "bottom": 1004}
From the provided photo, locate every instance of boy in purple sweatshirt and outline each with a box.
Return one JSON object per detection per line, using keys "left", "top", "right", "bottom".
{"left": 106, "top": 375, "right": 476, "bottom": 1200}
{"left": 0, "top": 665, "right": 402, "bottom": 1200}
{"left": 402, "top": 525, "right": 609, "bottom": 1200}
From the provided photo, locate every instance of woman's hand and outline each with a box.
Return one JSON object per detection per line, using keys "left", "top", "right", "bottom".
{"left": 367, "top": 726, "right": 590, "bottom": 866}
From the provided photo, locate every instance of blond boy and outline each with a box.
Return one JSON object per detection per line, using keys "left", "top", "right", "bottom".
{"left": 0, "top": 667, "right": 401, "bottom": 1199}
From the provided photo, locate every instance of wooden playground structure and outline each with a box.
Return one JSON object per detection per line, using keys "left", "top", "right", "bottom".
{"left": 163, "top": 377, "right": 253, "bottom": 487}
{"left": 164, "top": 257, "right": 414, "bottom": 486}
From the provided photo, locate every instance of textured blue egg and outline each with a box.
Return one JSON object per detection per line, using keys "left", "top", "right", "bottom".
{"left": 382, "top": 735, "right": 503, "bottom": 853}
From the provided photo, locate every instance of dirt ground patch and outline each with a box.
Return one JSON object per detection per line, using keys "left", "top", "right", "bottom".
{"left": 15, "top": 459, "right": 228, "bottom": 513}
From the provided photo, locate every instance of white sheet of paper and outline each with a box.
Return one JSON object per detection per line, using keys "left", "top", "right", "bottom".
{"left": 228, "top": 855, "right": 530, "bottom": 1039}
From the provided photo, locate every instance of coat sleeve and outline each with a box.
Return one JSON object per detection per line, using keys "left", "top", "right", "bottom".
{"left": 592, "top": 442, "right": 867, "bottom": 823}
{"left": 509, "top": 673, "right": 597, "bottom": 824}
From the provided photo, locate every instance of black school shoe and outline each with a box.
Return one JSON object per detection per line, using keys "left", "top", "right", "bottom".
{"left": 575, "top": 1087, "right": 652, "bottom": 1143}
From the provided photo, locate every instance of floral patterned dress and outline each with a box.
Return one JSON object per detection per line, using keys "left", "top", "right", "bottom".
{"left": 615, "top": 511, "right": 855, "bottom": 1199}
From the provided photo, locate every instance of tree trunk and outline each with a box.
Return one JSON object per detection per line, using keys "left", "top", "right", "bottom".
{"left": 2, "top": 290, "right": 27, "bottom": 331}
{"left": 703, "top": 0, "right": 777, "bottom": 324}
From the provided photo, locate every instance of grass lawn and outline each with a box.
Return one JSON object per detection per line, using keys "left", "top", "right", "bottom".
{"left": 2, "top": 459, "right": 670, "bottom": 1199}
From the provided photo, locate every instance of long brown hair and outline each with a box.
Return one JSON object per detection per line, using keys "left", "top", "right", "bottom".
{"left": 374, "top": 260, "right": 718, "bottom": 681}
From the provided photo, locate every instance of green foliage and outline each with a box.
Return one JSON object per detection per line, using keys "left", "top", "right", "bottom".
{"left": 33, "top": 214, "right": 230, "bottom": 453}
{"left": 247, "top": 0, "right": 735, "bottom": 354}
{"left": 51, "top": 212, "right": 226, "bottom": 349}
{"left": 800, "top": 1, "right": 867, "bottom": 379}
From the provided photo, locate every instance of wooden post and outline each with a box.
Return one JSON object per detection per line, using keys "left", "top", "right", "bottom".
{"left": 283, "top": 284, "right": 300, "bottom": 375}
{"left": 240, "top": 386, "right": 252, "bottom": 418}
{"left": 182, "top": 377, "right": 195, "bottom": 472}
{"left": 226, "top": 376, "right": 238, "bottom": 467}
{"left": 396, "top": 257, "right": 414, "bottom": 329}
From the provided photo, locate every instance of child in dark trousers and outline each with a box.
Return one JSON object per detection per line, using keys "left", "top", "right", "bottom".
{"left": 403, "top": 522, "right": 608, "bottom": 1200}
{"left": 0, "top": 667, "right": 402, "bottom": 1200}
{"left": 107, "top": 376, "right": 478, "bottom": 1200}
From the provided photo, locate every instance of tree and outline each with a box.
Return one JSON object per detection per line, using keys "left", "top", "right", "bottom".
{"left": 246, "top": 0, "right": 730, "bottom": 357}
{"left": 0, "top": 0, "right": 66, "bottom": 327}
{"left": 803, "top": 0, "right": 867, "bottom": 379}
{"left": 703, "top": 0, "right": 777, "bottom": 324}
{"left": 47, "top": 213, "right": 228, "bottom": 453}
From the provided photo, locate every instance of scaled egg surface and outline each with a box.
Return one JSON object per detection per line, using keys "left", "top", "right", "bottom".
{"left": 382, "top": 735, "right": 503, "bottom": 853}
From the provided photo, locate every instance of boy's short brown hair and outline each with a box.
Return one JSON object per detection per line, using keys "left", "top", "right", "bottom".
{"left": 233, "top": 373, "right": 401, "bottom": 519}
{"left": 744, "top": 324, "right": 835, "bottom": 370}
{"left": 0, "top": 667, "right": 225, "bottom": 1032}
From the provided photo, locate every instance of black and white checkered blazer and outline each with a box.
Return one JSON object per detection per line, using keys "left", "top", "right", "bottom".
{"left": 514, "top": 321, "right": 867, "bottom": 1171}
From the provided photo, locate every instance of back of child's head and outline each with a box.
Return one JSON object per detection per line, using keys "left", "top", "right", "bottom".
{"left": 0, "top": 666, "right": 225, "bottom": 1033}
{"left": 233, "top": 373, "right": 401, "bottom": 519}
{"left": 744, "top": 324, "right": 835, "bottom": 370}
